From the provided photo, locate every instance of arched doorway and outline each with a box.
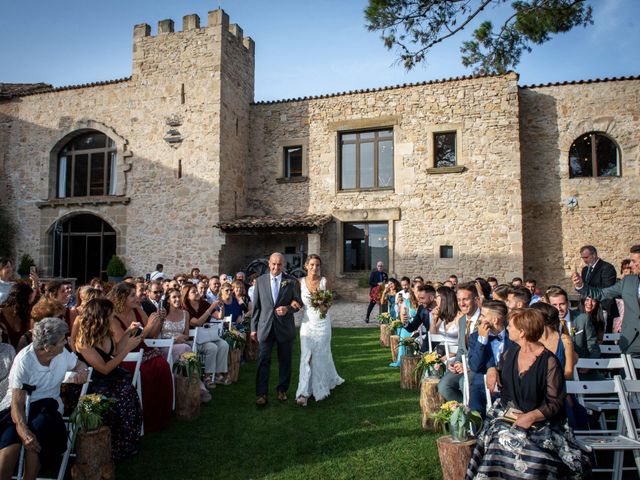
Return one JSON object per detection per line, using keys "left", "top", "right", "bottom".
{"left": 51, "top": 214, "right": 116, "bottom": 284}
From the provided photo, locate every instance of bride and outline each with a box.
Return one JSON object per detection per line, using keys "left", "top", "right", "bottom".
{"left": 295, "top": 254, "right": 344, "bottom": 406}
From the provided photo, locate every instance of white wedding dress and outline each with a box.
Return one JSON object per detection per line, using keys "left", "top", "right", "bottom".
{"left": 295, "top": 277, "right": 344, "bottom": 401}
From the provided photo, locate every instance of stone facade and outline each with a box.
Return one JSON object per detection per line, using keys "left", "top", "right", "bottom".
{"left": 0, "top": 8, "right": 637, "bottom": 288}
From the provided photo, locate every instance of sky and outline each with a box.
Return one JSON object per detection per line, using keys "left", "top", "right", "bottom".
{"left": 1, "top": 0, "right": 639, "bottom": 102}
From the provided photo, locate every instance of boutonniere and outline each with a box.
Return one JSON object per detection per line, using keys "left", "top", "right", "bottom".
{"left": 570, "top": 327, "right": 576, "bottom": 336}
{"left": 280, "top": 280, "right": 289, "bottom": 288}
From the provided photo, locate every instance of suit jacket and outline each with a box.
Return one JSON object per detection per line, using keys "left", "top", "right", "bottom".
{"left": 580, "top": 275, "right": 640, "bottom": 355}
{"left": 468, "top": 330, "right": 513, "bottom": 375}
{"left": 404, "top": 305, "right": 430, "bottom": 352}
{"left": 369, "top": 270, "right": 388, "bottom": 290}
{"left": 581, "top": 260, "right": 617, "bottom": 288}
{"left": 569, "top": 309, "right": 600, "bottom": 359}
{"left": 455, "top": 310, "right": 480, "bottom": 363}
{"left": 250, "top": 273, "right": 302, "bottom": 343}
{"left": 141, "top": 299, "right": 158, "bottom": 317}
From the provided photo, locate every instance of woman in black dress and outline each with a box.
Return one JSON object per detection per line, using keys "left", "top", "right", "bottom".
{"left": 465, "top": 308, "right": 590, "bottom": 479}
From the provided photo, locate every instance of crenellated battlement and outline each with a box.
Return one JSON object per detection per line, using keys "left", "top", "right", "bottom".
{"left": 132, "top": 9, "right": 254, "bottom": 53}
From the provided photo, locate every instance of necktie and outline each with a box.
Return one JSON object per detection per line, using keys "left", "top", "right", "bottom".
{"left": 272, "top": 277, "right": 279, "bottom": 304}
{"left": 585, "top": 266, "right": 593, "bottom": 283}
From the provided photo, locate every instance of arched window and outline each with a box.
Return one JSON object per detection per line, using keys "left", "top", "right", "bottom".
{"left": 569, "top": 132, "right": 620, "bottom": 178}
{"left": 57, "top": 131, "right": 116, "bottom": 197}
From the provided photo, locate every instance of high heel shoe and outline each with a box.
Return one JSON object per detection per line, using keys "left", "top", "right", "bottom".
{"left": 296, "top": 396, "right": 308, "bottom": 407}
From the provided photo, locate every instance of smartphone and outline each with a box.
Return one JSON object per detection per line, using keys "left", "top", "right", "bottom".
{"left": 145, "top": 273, "right": 151, "bottom": 281}
{"left": 30, "top": 266, "right": 37, "bottom": 275}
{"left": 133, "top": 326, "right": 144, "bottom": 337}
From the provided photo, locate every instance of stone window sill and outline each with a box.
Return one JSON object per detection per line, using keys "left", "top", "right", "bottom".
{"left": 276, "top": 176, "right": 308, "bottom": 184}
{"left": 36, "top": 196, "right": 131, "bottom": 209}
{"left": 427, "top": 166, "right": 467, "bottom": 175}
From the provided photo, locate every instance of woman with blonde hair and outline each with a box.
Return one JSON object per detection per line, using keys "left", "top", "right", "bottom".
{"left": 75, "top": 297, "right": 142, "bottom": 459}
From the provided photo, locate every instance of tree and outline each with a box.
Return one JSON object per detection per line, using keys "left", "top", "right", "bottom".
{"left": 365, "top": 0, "right": 593, "bottom": 73}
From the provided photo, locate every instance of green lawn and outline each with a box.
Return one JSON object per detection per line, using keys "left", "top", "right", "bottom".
{"left": 116, "top": 328, "right": 443, "bottom": 480}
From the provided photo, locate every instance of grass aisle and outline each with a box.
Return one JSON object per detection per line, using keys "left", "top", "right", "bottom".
{"left": 117, "top": 328, "right": 443, "bottom": 480}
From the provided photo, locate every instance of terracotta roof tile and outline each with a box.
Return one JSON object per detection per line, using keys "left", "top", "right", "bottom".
{"left": 1, "top": 77, "right": 131, "bottom": 98}
{"left": 216, "top": 214, "right": 333, "bottom": 232}
{"left": 0, "top": 82, "right": 53, "bottom": 98}
{"left": 520, "top": 75, "right": 640, "bottom": 89}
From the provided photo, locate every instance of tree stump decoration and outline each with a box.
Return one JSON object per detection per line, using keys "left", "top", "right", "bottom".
{"left": 175, "top": 374, "right": 201, "bottom": 421}
{"left": 390, "top": 335, "right": 400, "bottom": 362}
{"left": 400, "top": 354, "right": 420, "bottom": 390}
{"left": 420, "top": 378, "right": 445, "bottom": 430}
{"left": 379, "top": 324, "right": 391, "bottom": 347}
{"left": 244, "top": 337, "right": 259, "bottom": 361}
{"left": 228, "top": 348, "right": 242, "bottom": 383}
{"left": 436, "top": 435, "right": 475, "bottom": 480}
{"left": 71, "top": 426, "right": 114, "bottom": 480}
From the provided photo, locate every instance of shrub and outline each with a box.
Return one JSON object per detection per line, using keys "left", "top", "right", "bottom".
{"left": 106, "top": 255, "right": 127, "bottom": 277}
{"left": 16, "top": 254, "right": 35, "bottom": 276}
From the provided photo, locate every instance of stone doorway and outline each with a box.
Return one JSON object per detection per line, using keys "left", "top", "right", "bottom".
{"left": 51, "top": 213, "right": 116, "bottom": 284}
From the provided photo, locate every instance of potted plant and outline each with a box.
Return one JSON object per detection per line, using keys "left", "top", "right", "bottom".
{"left": 16, "top": 254, "right": 35, "bottom": 279}
{"left": 414, "top": 351, "right": 446, "bottom": 381}
{"left": 431, "top": 401, "right": 482, "bottom": 442}
{"left": 173, "top": 351, "right": 203, "bottom": 421}
{"left": 222, "top": 328, "right": 246, "bottom": 383}
{"left": 377, "top": 312, "right": 391, "bottom": 347}
{"left": 69, "top": 394, "right": 115, "bottom": 479}
{"left": 106, "top": 255, "right": 126, "bottom": 283}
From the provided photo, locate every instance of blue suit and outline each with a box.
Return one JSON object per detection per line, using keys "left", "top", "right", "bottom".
{"left": 467, "top": 329, "right": 513, "bottom": 416}
{"left": 404, "top": 305, "right": 430, "bottom": 353}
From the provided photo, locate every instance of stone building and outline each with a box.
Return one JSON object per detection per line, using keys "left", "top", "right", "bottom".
{"left": 0, "top": 9, "right": 638, "bottom": 291}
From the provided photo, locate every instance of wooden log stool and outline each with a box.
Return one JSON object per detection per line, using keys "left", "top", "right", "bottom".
{"left": 400, "top": 354, "right": 420, "bottom": 390}
{"left": 420, "top": 378, "right": 444, "bottom": 430}
{"left": 71, "top": 427, "right": 114, "bottom": 480}
{"left": 390, "top": 335, "right": 399, "bottom": 362}
{"left": 228, "top": 348, "right": 242, "bottom": 382}
{"left": 379, "top": 324, "right": 391, "bottom": 347}
{"left": 244, "top": 337, "right": 259, "bottom": 361}
{"left": 436, "top": 435, "right": 475, "bottom": 480}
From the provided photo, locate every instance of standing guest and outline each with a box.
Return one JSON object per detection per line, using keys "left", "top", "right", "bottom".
{"left": 108, "top": 282, "right": 172, "bottom": 433}
{"left": 404, "top": 284, "right": 436, "bottom": 353}
{"left": 511, "top": 277, "right": 523, "bottom": 288}
{"left": 0, "top": 259, "right": 16, "bottom": 305}
{"left": 365, "top": 261, "right": 388, "bottom": 323}
{"left": 247, "top": 274, "right": 258, "bottom": 304}
{"left": 0, "top": 284, "right": 34, "bottom": 350}
{"left": 506, "top": 286, "right": 532, "bottom": 312}
{"left": 381, "top": 279, "right": 401, "bottom": 320}
{"left": 547, "top": 286, "right": 600, "bottom": 359}
{"left": 0, "top": 318, "right": 88, "bottom": 479}
{"left": 205, "top": 275, "right": 221, "bottom": 304}
{"left": 466, "top": 309, "right": 590, "bottom": 479}
{"left": 491, "top": 284, "right": 510, "bottom": 303}
{"left": 525, "top": 278, "right": 541, "bottom": 304}
{"left": 161, "top": 278, "right": 171, "bottom": 299}
{"left": 486, "top": 277, "right": 498, "bottom": 295}
{"left": 579, "top": 245, "right": 618, "bottom": 333}
{"left": 468, "top": 300, "right": 511, "bottom": 416}
{"left": 189, "top": 268, "right": 201, "bottom": 284}
{"left": 572, "top": 245, "right": 640, "bottom": 356}
{"left": 448, "top": 275, "right": 459, "bottom": 290}
{"left": 613, "top": 259, "right": 632, "bottom": 333}
{"left": 75, "top": 298, "right": 142, "bottom": 459}
{"left": 474, "top": 278, "right": 492, "bottom": 305}
{"left": 443, "top": 280, "right": 454, "bottom": 289}
{"left": 181, "top": 283, "right": 230, "bottom": 387}
{"left": 150, "top": 264, "right": 168, "bottom": 281}
{"left": 88, "top": 278, "right": 104, "bottom": 293}
{"left": 141, "top": 280, "right": 164, "bottom": 316}
{"left": 438, "top": 282, "right": 481, "bottom": 402}
{"left": 235, "top": 271, "right": 249, "bottom": 292}
{"left": 399, "top": 276, "right": 411, "bottom": 301}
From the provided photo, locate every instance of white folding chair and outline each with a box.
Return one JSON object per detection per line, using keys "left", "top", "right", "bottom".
{"left": 428, "top": 332, "right": 445, "bottom": 352}
{"left": 461, "top": 354, "right": 470, "bottom": 407}
{"left": 483, "top": 374, "right": 492, "bottom": 409}
{"left": 600, "top": 344, "right": 622, "bottom": 356}
{"left": 603, "top": 333, "right": 621, "bottom": 343}
{"left": 444, "top": 342, "right": 458, "bottom": 358}
{"left": 615, "top": 375, "right": 640, "bottom": 476}
{"left": 189, "top": 328, "right": 198, "bottom": 353}
{"left": 567, "top": 378, "right": 640, "bottom": 480}
{"left": 144, "top": 338, "right": 175, "bottom": 410}
{"left": 124, "top": 351, "right": 144, "bottom": 436}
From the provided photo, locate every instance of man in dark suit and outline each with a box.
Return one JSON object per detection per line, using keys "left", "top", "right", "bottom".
{"left": 580, "top": 245, "right": 618, "bottom": 332}
{"left": 573, "top": 245, "right": 640, "bottom": 356}
{"left": 141, "top": 280, "right": 164, "bottom": 316}
{"left": 365, "top": 261, "right": 388, "bottom": 323}
{"left": 404, "top": 284, "right": 436, "bottom": 352}
{"left": 250, "top": 252, "right": 303, "bottom": 406}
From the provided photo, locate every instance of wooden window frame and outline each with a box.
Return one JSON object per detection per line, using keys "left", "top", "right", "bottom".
{"left": 569, "top": 132, "right": 621, "bottom": 179}
{"left": 338, "top": 128, "right": 394, "bottom": 191}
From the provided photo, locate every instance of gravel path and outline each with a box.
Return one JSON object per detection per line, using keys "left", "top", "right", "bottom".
{"left": 294, "top": 300, "right": 380, "bottom": 328}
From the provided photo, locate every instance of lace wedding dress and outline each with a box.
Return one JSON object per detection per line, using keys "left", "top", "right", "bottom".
{"left": 295, "top": 277, "right": 344, "bottom": 401}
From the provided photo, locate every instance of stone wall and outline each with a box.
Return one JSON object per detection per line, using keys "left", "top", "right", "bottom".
{"left": 249, "top": 74, "right": 524, "bottom": 282}
{"left": 520, "top": 79, "right": 640, "bottom": 290}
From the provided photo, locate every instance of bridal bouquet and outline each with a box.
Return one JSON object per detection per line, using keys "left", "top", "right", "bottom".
{"left": 309, "top": 289, "right": 335, "bottom": 319}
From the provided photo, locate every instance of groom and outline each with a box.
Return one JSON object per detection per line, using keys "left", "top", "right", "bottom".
{"left": 251, "top": 252, "right": 303, "bottom": 406}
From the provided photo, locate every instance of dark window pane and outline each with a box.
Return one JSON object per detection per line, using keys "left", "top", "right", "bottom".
{"left": 89, "top": 152, "right": 106, "bottom": 195}
{"left": 341, "top": 144, "right": 356, "bottom": 189}
{"left": 435, "top": 132, "right": 456, "bottom": 167}
{"left": 360, "top": 142, "right": 374, "bottom": 188}
{"left": 368, "top": 223, "right": 389, "bottom": 269}
{"left": 73, "top": 154, "right": 89, "bottom": 196}
{"left": 440, "top": 245, "right": 453, "bottom": 259}
{"left": 63, "top": 156, "right": 72, "bottom": 198}
{"left": 569, "top": 134, "right": 593, "bottom": 178}
{"left": 284, "top": 146, "right": 303, "bottom": 178}
{"left": 343, "top": 223, "right": 366, "bottom": 272}
{"left": 378, "top": 140, "right": 393, "bottom": 187}
{"left": 595, "top": 135, "right": 619, "bottom": 177}
{"left": 73, "top": 132, "right": 107, "bottom": 150}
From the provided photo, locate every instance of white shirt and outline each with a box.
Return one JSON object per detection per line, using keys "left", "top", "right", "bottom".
{"left": 466, "top": 307, "right": 481, "bottom": 334}
{"left": 1, "top": 344, "right": 78, "bottom": 414}
{"left": 150, "top": 270, "right": 167, "bottom": 280}
{"left": 205, "top": 289, "right": 219, "bottom": 305}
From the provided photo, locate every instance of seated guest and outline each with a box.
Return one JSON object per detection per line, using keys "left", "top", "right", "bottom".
{"left": 247, "top": 274, "right": 258, "bottom": 304}
{"left": 18, "top": 298, "right": 66, "bottom": 352}
{"left": 231, "top": 280, "right": 251, "bottom": 319}
{"left": 108, "top": 282, "right": 173, "bottom": 433}
{"left": 404, "top": 284, "right": 436, "bottom": 353}
{"left": 525, "top": 278, "right": 541, "bottom": 304}
{"left": 205, "top": 275, "right": 221, "bottom": 304}
{"left": 43, "top": 280, "right": 73, "bottom": 328}
{"left": 468, "top": 300, "right": 511, "bottom": 416}
{"left": 196, "top": 279, "right": 208, "bottom": 299}
{"left": 141, "top": 280, "right": 164, "bottom": 316}
{"left": 0, "top": 283, "right": 34, "bottom": 350}
{"left": 160, "top": 288, "right": 193, "bottom": 361}
{"left": 486, "top": 277, "right": 498, "bottom": 295}
{"left": 75, "top": 298, "right": 142, "bottom": 459}
{"left": 620, "top": 259, "right": 632, "bottom": 279}
{"left": 491, "top": 284, "right": 510, "bottom": 303}
{"left": 428, "top": 286, "right": 460, "bottom": 357}
{"left": 181, "top": 284, "right": 230, "bottom": 387}
{"left": 438, "top": 283, "right": 481, "bottom": 403}
{"left": 580, "top": 296, "right": 605, "bottom": 343}
{"left": 530, "top": 302, "right": 575, "bottom": 379}
{"left": 189, "top": 267, "right": 201, "bottom": 284}
{"left": 465, "top": 309, "right": 590, "bottom": 479}
{"left": 506, "top": 286, "right": 532, "bottom": 312}
{"left": 0, "top": 318, "right": 88, "bottom": 479}
{"left": 547, "top": 286, "right": 599, "bottom": 359}
{"left": 88, "top": 278, "right": 104, "bottom": 293}
{"left": 69, "top": 287, "right": 103, "bottom": 351}
{"left": 474, "top": 278, "right": 492, "bottom": 305}
{"left": 0, "top": 342, "right": 15, "bottom": 400}
{"left": 510, "top": 277, "right": 523, "bottom": 288}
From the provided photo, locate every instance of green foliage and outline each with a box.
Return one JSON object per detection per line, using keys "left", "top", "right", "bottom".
{"left": 70, "top": 394, "right": 116, "bottom": 433}
{"left": 450, "top": 405, "right": 483, "bottom": 440}
{"left": 222, "top": 329, "right": 246, "bottom": 350}
{"left": 357, "top": 271, "right": 370, "bottom": 288}
{"left": 0, "top": 203, "right": 15, "bottom": 258}
{"left": 106, "top": 255, "right": 126, "bottom": 277}
{"left": 172, "top": 351, "right": 204, "bottom": 380}
{"left": 16, "top": 254, "right": 35, "bottom": 276}
{"left": 365, "top": 0, "right": 593, "bottom": 73}
{"left": 388, "top": 319, "right": 402, "bottom": 334}
{"left": 377, "top": 312, "right": 391, "bottom": 324}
